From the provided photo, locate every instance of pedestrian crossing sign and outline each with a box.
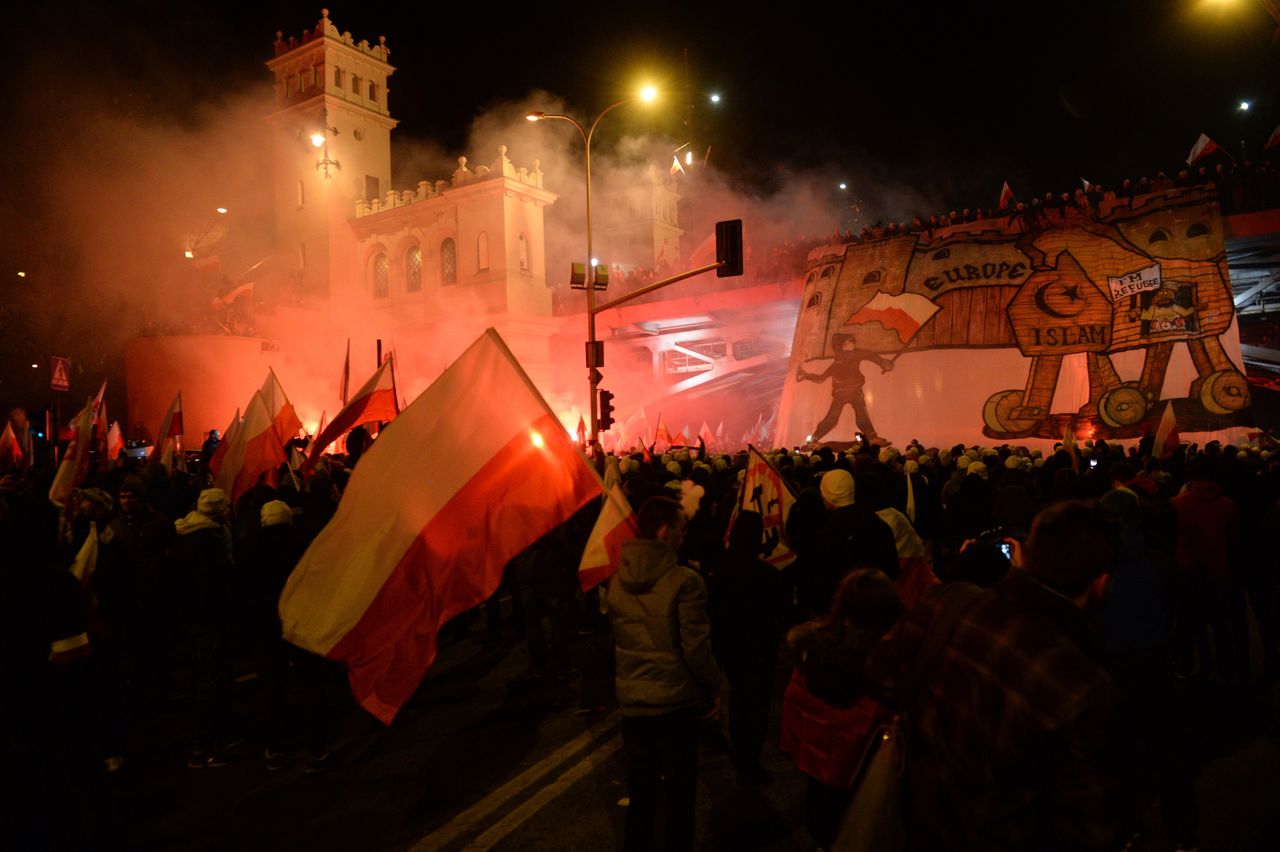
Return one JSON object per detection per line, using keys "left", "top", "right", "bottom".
{"left": 51, "top": 355, "right": 70, "bottom": 391}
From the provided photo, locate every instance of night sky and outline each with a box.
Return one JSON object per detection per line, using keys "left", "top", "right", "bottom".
{"left": 9, "top": 0, "right": 1278, "bottom": 205}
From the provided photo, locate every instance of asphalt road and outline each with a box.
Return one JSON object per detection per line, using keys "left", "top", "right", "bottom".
{"left": 45, "top": 602, "right": 1280, "bottom": 852}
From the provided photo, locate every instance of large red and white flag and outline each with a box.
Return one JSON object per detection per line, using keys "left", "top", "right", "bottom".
{"left": 49, "top": 398, "right": 96, "bottom": 505}
{"left": 998, "top": 181, "right": 1016, "bottom": 210}
{"left": 0, "top": 422, "right": 23, "bottom": 471}
{"left": 208, "top": 408, "right": 240, "bottom": 477}
{"left": 279, "top": 329, "right": 601, "bottom": 723}
{"left": 1186, "top": 133, "right": 1222, "bottom": 166}
{"left": 578, "top": 456, "right": 638, "bottom": 591}
{"left": 304, "top": 356, "right": 399, "bottom": 471}
{"left": 215, "top": 392, "right": 285, "bottom": 505}
{"left": 261, "top": 369, "right": 304, "bottom": 445}
{"left": 153, "top": 391, "right": 184, "bottom": 471}
{"left": 845, "top": 292, "right": 940, "bottom": 347}
{"left": 724, "top": 446, "right": 797, "bottom": 568}
{"left": 340, "top": 339, "right": 351, "bottom": 406}
{"left": 1154, "top": 400, "right": 1180, "bottom": 459}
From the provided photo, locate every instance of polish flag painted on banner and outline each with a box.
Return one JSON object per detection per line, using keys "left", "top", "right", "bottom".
{"left": 261, "top": 369, "right": 304, "bottom": 444}
{"left": 304, "top": 356, "right": 399, "bottom": 471}
{"left": 208, "top": 408, "right": 240, "bottom": 477}
{"left": 578, "top": 456, "right": 638, "bottom": 591}
{"left": 0, "top": 422, "right": 23, "bottom": 471}
{"left": 1186, "top": 133, "right": 1222, "bottom": 166}
{"left": 998, "top": 181, "right": 1015, "bottom": 210}
{"left": 1154, "top": 400, "right": 1181, "bottom": 459}
{"left": 215, "top": 391, "right": 285, "bottom": 505}
{"left": 49, "top": 398, "right": 96, "bottom": 505}
{"left": 845, "top": 292, "right": 940, "bottom": 346}
{"left": 724, "top": 446, "right": 797, "bottom": 569}
{"left": 279, "top": 329, "right": 602, "bottom": 724}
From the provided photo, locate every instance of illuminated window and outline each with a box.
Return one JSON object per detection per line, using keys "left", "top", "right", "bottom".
{"left": 1186, "top": 223, "right": 1209, "bottom": 238}
{"left": 441, "top": 238, "right": 458, "bottom": 285}
{"left": 1148, "top": 229, "right": 1169, "bottom": 244}
{"left": 476, "top": 232, "right": 490, "bottom": 271}
{"left": 806, "top": 293, "right": 822, "bottom": 309}
{"left": 372, "top": 252, "right": 389, "bottom": 298}
{"left": 406, "top": 246, "right": 422, "bottom": 292}
{"left": 862, "top": 270, "right": 882, "bottom": 285}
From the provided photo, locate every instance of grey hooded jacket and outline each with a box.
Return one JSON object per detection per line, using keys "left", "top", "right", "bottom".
{"left": 606, "top": 538, "right": 723, "bottom": 716}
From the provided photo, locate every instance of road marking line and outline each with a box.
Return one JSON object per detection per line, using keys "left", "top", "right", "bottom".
{"left": 410, "top": 712, "right": 619, "bottom": 852}
{"left": 463, "top": 735, "right": 623, "bottom": 850}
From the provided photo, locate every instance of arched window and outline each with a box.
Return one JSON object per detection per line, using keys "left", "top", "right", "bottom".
{"left": 1186, "top": 223, "right": 1209, "bottom": 238}
{"left": 372, "top": 252, "right": 389, "bottom": 298}
{"left": 806, "top": 271, "right": 816, "bottom": 284}
{"left": 405, "top": 246, "right": 422, "bottom": 292}
{"left": 352, "top": 75, "right": 361, "bottom": 94}
{"left": 518, "top": 233, "right": 529, "bottom": 271}
{"left": 476, "top": 232, "right": 490, "bottom": 271}
{"left": 932, "top": 248, "right": 951, "bottom": 260}
{"left": 1148, "top": 229, "right": 1169, "bottom": 244}
{"left": 806, "top": 293, "right": 822, "bottom": 309}
{"left": 441, "top": 238, "right": 458, "bottom": 285}
{"left": 862, "top": 270, "right": 882, "bottom": 285}
{"left": 820, "top": 266, "right": 835, "bottom": 279}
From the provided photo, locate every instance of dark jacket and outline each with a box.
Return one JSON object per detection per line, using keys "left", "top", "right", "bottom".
{"left": 606, "top": 539, "right": 723, "bottom": 716}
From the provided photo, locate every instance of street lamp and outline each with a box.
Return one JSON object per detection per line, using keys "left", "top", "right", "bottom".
{"left": 526, "top": 87, "right": 658, "bottom": 449}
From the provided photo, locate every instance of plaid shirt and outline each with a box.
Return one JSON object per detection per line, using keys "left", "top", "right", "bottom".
{"left": 869, "top": 575, "right": 1127, "bottom": 851}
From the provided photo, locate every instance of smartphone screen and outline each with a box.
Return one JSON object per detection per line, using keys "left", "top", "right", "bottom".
{"left": 999, "top": 542, "right": 1013, "bottom": 560}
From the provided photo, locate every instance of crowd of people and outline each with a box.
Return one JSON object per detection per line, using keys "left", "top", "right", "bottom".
{"left": 3, "top": 421, "right": 1279, "bottom": 849}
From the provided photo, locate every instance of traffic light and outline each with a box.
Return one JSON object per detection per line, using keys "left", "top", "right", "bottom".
{"left": 716, "top": 219, "right": 743, "bottom": 278}
{"left": 598, "top": 389, "right": 616, "bottom": 432}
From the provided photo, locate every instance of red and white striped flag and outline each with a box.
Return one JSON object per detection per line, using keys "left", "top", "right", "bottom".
{"left": 153, "top": 391, "right": 184, "bottom": 471}
{"left": 698, "top": 421, "right": 716, "bottom": 451}
{"left": 279, "top": 329, "right": 601, "bottom": 723}
{"left": 724, "top": 446, "right": 797, "bottom": 569}
{"left": 215, "top": 392, "right": 285, "bottom": 506}
{"left": 340, "top": 339, "right": 351, "bottom": 406}
{"left": 578, "top": 456, "right": 638, "bottom": 591}
{"left": 208, "top": 408, "right": 240, "bottom": 477}
{"left": 105, "top": 421, "right": 124, "bottom": 466}
{"left": 0, "top": 422, "right": 23, "bottom": 471}
{"left": 998, "top": 181, "right": 1016, "bottom": 210}
{"left": 1154, "top": 400, "right": 1180, "bottom": 459}
{"left": 1186, "top": 133, "right": 1222, "bottom": 166}
{"left": 654, "top": 415, "right": 673, "bottom": 454}
{"left": 304, "top": 357, "right": 399, "bottom": 471}
{"left": 261, "top": 369, "right": 304, "bottom": 445}
{"left": 49, "top": 398, "right": 96, "bottom": 505}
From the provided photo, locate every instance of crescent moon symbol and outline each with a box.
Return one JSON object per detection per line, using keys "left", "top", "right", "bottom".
{"left": 1034, "top": 281, "right": 1072, "bottom": 319}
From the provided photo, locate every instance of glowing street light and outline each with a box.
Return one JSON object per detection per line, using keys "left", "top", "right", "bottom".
{"left": 184, "top": 250, "right": 195, "bottom": 259}
{"left": 526, "top": 86, "right": 659, "bottom": 448}
{"left": 310, "top": 132, "right": 326, "bottom": 148}
{"left": 17, "top": 271, "right": 25, "bottom": 277}
{"left": 709, "top": 93, "right": 721, "bottom": 104}
{"left": 1239, "top": 100, "right": 1251, "bottom": 111}
{"left": 839, "top": 182, "right": 848, "bottom": 190}
{"left": 215, "top": 206, "right": 229, "bottom": 214}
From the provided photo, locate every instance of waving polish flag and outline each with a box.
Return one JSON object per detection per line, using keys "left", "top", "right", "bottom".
{"left": 279, "top": 329, "right": 601, "bottom": 724}
{"left": 998, "top": 181, "right": 1016, "bottom": 210}
{"left": 49, "top": 398, "right": 96, "bottom": 505}
{"left": 261, "top": 369, "right": 304, "bottom": 444}
{"left": 0, "top": 422, "right": 24, "bottom": 471}
{"left": 1154, "top": 400, "right": 1181, "bottom": 459}
{"left": 153, "top": 391, "right": 184, "bottom": 471}
{"left": 578, "top": 456, "right": 638, "bottom": 591}
{"left": 653, "top": 414, "right": 673, "bottom": 454}
{"left": 846, "top": 292, "right": 941, "bottom": 347}
{"left": 215, "top": 392, "right": 285, "bottom": 505}
{"left": 304, "top": 357, "right": 399, "bottom": 471}
{"left": 105, "top": 421, "right": 124, "bottom": 466}
{"left": 1186, "top": 133, "right": 1223, "bottom": 166}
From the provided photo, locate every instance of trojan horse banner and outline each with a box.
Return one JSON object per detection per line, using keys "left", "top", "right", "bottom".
{"left": 777, "top": 187, "right": 1254, "bottom": 448}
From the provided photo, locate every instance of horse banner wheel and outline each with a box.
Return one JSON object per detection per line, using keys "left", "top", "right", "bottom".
{"left": 1198, "top": 370, "right": 1250, "bottom": 415}
{"left": 983, "top": 389, "right": 1041, "bottom": 435}
{"left": 1099, "top": 384, "right": 1149, "bottom": 427}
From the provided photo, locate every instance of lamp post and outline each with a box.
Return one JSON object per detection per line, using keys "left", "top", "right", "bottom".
{"left": 527, "top": 86, "right": 657, "bottom": 450}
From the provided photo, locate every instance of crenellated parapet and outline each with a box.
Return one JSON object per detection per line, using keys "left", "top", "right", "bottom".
{"left": 354, "top": 146, "right": 546, "bottom": 218}
{"left": 272, "top": 8, "right": 391, "bottom": 62}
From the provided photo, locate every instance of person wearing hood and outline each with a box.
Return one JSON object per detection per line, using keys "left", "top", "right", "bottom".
{"left": 606, "top": 495, "right": 723, "bottom": 852}
{"left": 172, "top": 488, "right": 238, "bottom": 768}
